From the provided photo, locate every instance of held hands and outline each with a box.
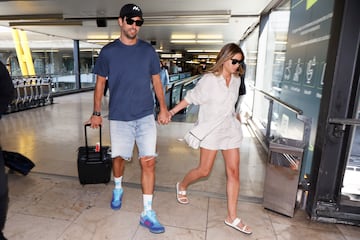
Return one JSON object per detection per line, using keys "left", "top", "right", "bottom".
{"left": 161, "top": 109, "right": 175, "bottom": 123}
{"left": 157, "top": 109, "right": 172, "bottom": 125}
{"left": 86, "top": 110, "right": 172, "bottom": 126}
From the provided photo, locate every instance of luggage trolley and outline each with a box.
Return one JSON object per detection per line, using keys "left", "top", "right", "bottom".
{"left": 41, "top": 76, "right": 53, "bottom": 105}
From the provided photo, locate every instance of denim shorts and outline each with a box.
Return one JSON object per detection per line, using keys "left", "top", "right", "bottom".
{"left": 109, "top": 114, "right": 157, "bottom": 160}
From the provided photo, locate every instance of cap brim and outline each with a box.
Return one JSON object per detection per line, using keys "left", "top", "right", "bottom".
{"left": 124, "top": 14, "right": 143, "bottom": 20}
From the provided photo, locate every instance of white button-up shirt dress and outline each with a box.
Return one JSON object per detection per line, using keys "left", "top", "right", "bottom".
{"left": 184, "top": 73, "right": 243, "bottom": 150}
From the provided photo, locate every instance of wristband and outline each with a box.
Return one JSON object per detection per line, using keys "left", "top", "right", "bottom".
{"left": 92, "top": 111, "right": 101, "bottom": 116}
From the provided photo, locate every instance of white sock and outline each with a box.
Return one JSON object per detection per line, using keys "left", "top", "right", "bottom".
{"left": 114, "top": 176, "right": 122, "bottom": 189}
{"left": 143, "top": 194, "right": 153, "bottom": 213}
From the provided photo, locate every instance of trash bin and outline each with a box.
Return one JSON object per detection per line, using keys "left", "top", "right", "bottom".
{"left": 263, "top": 137, "right": 305, "bottom": 217}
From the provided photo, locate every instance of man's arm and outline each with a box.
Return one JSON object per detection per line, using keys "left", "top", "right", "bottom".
{"left": 88, "top": 75, "right": 106, "bottom": 128}
{"left": 152, "top": 74, "right": 170, "bottom": 124}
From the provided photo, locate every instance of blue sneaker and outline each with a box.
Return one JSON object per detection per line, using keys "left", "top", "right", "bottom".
{"left": 139, "top": 210, "right": 165, "bottom": 234}
{"left": 110, "top": 188, "right": 123, "bottom": 210}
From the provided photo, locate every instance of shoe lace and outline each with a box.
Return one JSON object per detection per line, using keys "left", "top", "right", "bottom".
{"left": 146, "top": 210, "right": 159, "bottom": 223}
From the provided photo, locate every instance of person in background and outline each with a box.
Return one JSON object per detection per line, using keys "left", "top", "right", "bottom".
{"left": 235, "top": 62, "right": 246, "bottom": 122}
{"left": 88, "top": 3, "right": 170, "bottom": 234}
{"left": 197, "top": 61, "right": 207, "bottom": 75}
{"left": 155, "top": 61, "right": 170, "bottom": 111}
{"left": 159, "top": 61, "right": 170, "bottom": 93}
{"left": 0, "top": 60, "right": 14, "bottom": 240}
{"left": 169, "top": 43, "right": 252, "bottom": 235}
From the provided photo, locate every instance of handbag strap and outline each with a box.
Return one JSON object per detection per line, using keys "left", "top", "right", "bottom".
{"left": 190, "top": 94, "right": 233, "bottom": 140}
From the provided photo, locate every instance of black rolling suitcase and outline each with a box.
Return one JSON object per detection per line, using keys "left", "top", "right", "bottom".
{"left": 77, "top": 124, "right": 112, "bottom": 185}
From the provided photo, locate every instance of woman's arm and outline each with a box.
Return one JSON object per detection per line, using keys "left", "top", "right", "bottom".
{"left": 169, "top": 99, "right": 190, "bottom": 117}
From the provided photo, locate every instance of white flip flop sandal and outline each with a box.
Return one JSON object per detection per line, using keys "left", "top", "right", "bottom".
{"left": 224, "top": 217, "right": 252, "bottom": 234}
{"left": 176, "top": 182, "right": 189, "bottom": 204}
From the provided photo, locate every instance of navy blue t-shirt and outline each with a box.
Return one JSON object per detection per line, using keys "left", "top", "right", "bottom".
{"left": 94, "top": 39, "right": 160, "bottom": 121}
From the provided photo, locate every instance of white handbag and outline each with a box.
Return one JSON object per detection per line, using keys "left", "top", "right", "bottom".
{"left": 184, "top": 131, "right": 201, "bottom": 149}
{"left": 184, "top": 94, "right": 233, "bottom": 149}
{"left": 184, "top": 113, "right": 230, "bottom": 149}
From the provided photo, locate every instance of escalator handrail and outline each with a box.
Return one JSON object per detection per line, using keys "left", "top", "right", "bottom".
{"left": 168, "top": 75, "right": 201, "bottom": 108}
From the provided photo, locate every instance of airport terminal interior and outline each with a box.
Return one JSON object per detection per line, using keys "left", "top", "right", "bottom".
{"left": 0, "top": 92, "right": 359, "bottom": 240}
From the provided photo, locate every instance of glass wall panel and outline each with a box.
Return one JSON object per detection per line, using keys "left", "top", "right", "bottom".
{"left": 48, "top": 48, "right": 76, "bottom": 92}
{"left": 0, "top": 25, "right": 101, "bottom": 93}
{"left": 251, "top": 8, "right": 290, "bottom": 138}
{"left": 240, "top": 26, "right": 259, "bottom": 119}
{"left": 79, "top": 42, "right": 101, "bottom": 89}
{"left": 341, "top": 94, "right": 360, "bottom": 202}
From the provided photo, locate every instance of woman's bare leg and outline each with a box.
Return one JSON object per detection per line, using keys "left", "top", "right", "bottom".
{"left": 223, "top": 148, "right": 251, "bottom": 233}
{"left": 178, "top": 148, "right": 217, "bottom": 193}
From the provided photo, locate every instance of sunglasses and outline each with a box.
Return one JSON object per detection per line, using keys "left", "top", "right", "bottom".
{"left": 231, "top": 59, "right": 243, "bottom": 65}
{"left": 125, "top": 17, "right": 144, "bottom": 26}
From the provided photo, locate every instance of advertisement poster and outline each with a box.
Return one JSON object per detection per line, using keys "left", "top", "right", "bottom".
{"left": 279, "top": 0, "right": 335, "bottom": 176}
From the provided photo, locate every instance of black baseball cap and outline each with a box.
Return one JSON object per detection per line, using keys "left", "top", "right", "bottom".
{"left": 119, "top": 3, "right": 143, "bottom": 20}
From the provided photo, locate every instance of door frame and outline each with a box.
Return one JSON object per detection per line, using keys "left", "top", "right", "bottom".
{"left": 308, "top": 0, "right": 360, "bottom": 225}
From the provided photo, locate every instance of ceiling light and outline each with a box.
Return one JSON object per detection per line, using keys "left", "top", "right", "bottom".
{"left": 87, "top": 39, "right": 112, "bottom": 43}
{"left": 196, "top": 40, "right": 223, "bottom": 43}
{"left": 198, "top": 55, "right": 210, "bottom": 58}
{"left": 275, "top": 41, "right": 288, "bottom": 44}
{"left": 197, "top": 34, "right": 223, "bottom": 39}
{"left": 31, "top": 49, "right": 59, "bottom": 53}
{"left": 171, "top": 34, "right": 196, "bottom": 40}
{"left": 161, "top": 53, "right": 183, "bottom": 58}
{"left": 186, "top": 49, "right": 203, "bottom": 52}
{"left": 170, "top": 40, "right": 196, "bottom": 43}
{"left": 172, "top": 40, "right": 223, "bottom": 44}
{"left": 186, "top": 49, "right": 220, "bottom": 53}
{"left": 205, "top": 49, "right": 220, "bottom": 52}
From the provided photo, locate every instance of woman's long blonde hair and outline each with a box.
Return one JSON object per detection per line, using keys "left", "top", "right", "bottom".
{"left": 208, "top": 43, "right": 245, "bottom": 76}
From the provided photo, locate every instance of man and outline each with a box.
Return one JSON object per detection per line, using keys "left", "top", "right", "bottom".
{"left": 88, "top": 3, "right": 170, "bottom": 234}
{"left": 0, "top": 60, "right": 14, "bottom": 240}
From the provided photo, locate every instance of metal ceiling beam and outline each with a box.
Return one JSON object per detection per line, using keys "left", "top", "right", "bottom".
{"left": 0, "top": 14, "right": 63, "bottom": 21}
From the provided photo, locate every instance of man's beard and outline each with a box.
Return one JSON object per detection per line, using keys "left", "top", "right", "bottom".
{"left": 124, "top": 29, "right": 137, "bottom": 40}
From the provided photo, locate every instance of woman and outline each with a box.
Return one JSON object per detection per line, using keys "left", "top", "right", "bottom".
{"left": 169, "top": 43, "right": 251, "bottom": 235}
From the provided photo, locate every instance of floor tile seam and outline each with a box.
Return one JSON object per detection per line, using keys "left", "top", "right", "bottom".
{"left": 28, "top": 171, "right": 264, "bottom": 205}
{"left": 263, "top": 210, "right": 279, "bottom": 240}
{"left": 266, "top": 214, "right": 346, "bottom": 239}
{"left": 56, "top": 219, "right": 76, "bottom": 240}
{"left": 205, "top": 197, "right": 210, "bottom": 240}
{"left": 126, "top": 182, "right": 264, "bottom": 205}
{"left": 163, "top": 224, "right": 206, "bottom": 234}
{"left": 7, "top": 210, "right": 74, "bottom": 223}
{"left": 131, "top": 224, "right": 140, "bottom": 240}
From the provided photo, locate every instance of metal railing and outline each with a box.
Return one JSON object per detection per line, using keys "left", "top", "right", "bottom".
{"left": 252, "top": 87, "right": 312, "bottom": 148}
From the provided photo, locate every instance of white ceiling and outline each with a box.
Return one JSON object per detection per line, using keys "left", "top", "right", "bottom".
{"left": 0, "top": 0, "right": 278, "bottom": 53}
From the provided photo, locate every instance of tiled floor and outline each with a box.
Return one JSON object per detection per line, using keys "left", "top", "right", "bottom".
{"left": 1, "top": 92, "right": 359, "bottom": 239}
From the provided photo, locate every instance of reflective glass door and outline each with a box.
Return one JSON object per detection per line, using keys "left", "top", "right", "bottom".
{"left": 341, "top": 94, "right": 360, "bottom": 203}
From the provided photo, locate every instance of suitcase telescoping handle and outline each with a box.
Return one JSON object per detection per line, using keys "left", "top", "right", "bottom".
{"left": 84, "top": 123, "right": 103, "bottom": 159}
